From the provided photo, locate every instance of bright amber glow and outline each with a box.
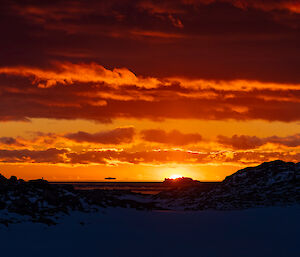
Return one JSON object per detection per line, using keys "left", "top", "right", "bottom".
{"left": 169, "top": 174, "right": 183, "bottom": 180}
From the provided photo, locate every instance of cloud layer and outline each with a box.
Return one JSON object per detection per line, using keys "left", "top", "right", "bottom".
{"left": 1, "top": 0, "right": 300, "bottom": 123}
{"left": 1, "top": 63, "right": 300, "bottom": 123}
{"left": 141, "top": 129, "right": 202, "bottom": 145}
{"left": 218, "top": 134, "right": 300, "bottom": 149}
{"left": 1, "top": 147, "right": 300, "bottom": 166}
{"left": 1, "top": 0, "right": 300, "bottom": 176}
{"left": 65, "top": 127, "right": 135, "bottom": 144}
{"left": 1, "top": 129, "right": 300, "bottom": 166}
{"left": 1, "top": 0, "right": 300, "bottom": 83}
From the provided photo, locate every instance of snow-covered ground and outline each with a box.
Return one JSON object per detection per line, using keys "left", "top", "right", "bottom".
{"left": 0, "top": 205, "right": 299, "bottom": 257}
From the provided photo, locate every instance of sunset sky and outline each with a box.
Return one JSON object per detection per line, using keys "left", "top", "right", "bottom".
{"left": 1, "top": 0, "right": 300, "bottom": 181}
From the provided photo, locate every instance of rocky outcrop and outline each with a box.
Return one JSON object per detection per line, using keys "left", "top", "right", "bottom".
{"left": 0, "top": 175, "right": 160, "bottom": 226}
{"left": 155, "top": 160, "right": 300, "bottom": 210}
{"left": 162, "top": 177, "right": 201, "bottom": 186}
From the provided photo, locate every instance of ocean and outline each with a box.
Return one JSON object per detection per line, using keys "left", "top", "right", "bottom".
{"left": 50, "top": 182, "right": 169, "bottom": 194}
{"left": 50, "top": 181, "right": 219, "bottom": 195}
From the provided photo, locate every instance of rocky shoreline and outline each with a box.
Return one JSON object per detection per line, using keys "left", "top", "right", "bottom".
{"left": 0, "top": 160, "right": 299, "bottom": 225}
{"left": 0, "top": 175, "right": 159, "bottom": 226}
{"left": 155, "top": 160, "right": 300, "bottom": 210}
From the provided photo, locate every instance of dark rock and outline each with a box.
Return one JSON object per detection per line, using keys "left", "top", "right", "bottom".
{"left": 0, "top": 201, "right": 6, "bottom": 210}
{"left": 0, "top": 174, "right": 7, "bottom": 184}
{"left": 155, "top": 160, "right": 300, "bottom": 210}
{"left": 163, "top": 177, "right": 200, "bottom": 187}
{"left": 28, "top": 178, "right": 49, "bottom": 186}
{"left": 9, "top": 176, "right": 18, "bottom": 184}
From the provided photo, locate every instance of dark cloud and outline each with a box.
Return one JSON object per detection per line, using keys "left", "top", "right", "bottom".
{"left": 1, "top": 147, "right": 300, "bottom": 165}
{"left": 0, "top": 137, "right": 24, "bottom": 147}
{"left": 218, "top": 135, "right": 265, "bottom": 149}
{"left": 218, "top": 133, "right": 300, "bottom": 149}
{"left": 0, "top": 148, "right": 67, "bottom": 163}
{"left": 267, "top": 134, "right": 300, "bottom": 147}
{"left": 141, "top": 129, "right": 202, "bottom": 145}
{"left": 0, "top": 0, "right": 299, "bottom": 83}
{"left": 2, "top": 70, "right": 300, "bottom": 122}
{"left": 0, "top": 0, "right": 299, "bottom": 131}
{"left": 66, "top": 149, "right": 209, "bottom": 165}
{"left": 186, "top": 0, "right": 300, "bottom": 13}
{"left": 65, "top": 127, "right": 135, "bottom": 144}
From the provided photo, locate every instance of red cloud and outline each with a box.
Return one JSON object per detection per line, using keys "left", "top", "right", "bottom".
{"left": 65, "top": 127, "right": 135, "bottom": 144}
{"left": 0, "top": 62, "right": 159, "bottom": 89}
{"left": 267, "top": 134, "right": 300, "bottom": 147}
{"left": 0, "top": 148, "right": 67, "bottom": 164}
{"left": 185, "top": 0, "right": 300, "bottom": 13}
{"left": 218, "top": 134, "right": 300, "bottom": 149}
{"left": 0, "top": 147, "right": 300, "bottom": 165}
{"left": 1, "top": 0, "right": 299, "bottom": 85}
{"left": 141, "top": 129, "right": 202, "bottom": 145}
{"left": 0, "top": 137, "right": 24, "bottom": 147}
{"left": 2, "top": 68, "right": 300, "bottom": 123}
{"left": 218, "top": 135, "right": 264, "bottom": 149}
{"left": 66, "top": 149, "right": 209, "bottom": 165}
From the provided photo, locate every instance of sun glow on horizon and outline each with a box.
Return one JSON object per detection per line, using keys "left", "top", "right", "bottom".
{"left": 169, "top": 174, "right": 183, "bottom": 179}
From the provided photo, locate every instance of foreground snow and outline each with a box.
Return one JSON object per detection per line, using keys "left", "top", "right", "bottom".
{"left": 0, "top": 205, "right": 299, "bottom": 257}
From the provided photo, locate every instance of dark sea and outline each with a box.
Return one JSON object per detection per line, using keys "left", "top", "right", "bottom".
{"left": 50, "top": 182, "right": 169, "bottom": 195}
{"left": 50, "top": 181, "right": 219, "bottom": 195}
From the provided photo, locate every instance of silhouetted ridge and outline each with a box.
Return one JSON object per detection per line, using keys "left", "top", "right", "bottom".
{"left": 155, "top": 160, "right": 300, "bottom": 210}
{"left": 0, "top": 175, "right": 159, "bottom": 226}
{"left": 223, "top": 160, "right": 298, "bottom": 187}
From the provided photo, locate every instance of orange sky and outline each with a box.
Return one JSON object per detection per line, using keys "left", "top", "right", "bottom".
{"left": 1, "top": 0, "right": 300, "bottom": 181}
